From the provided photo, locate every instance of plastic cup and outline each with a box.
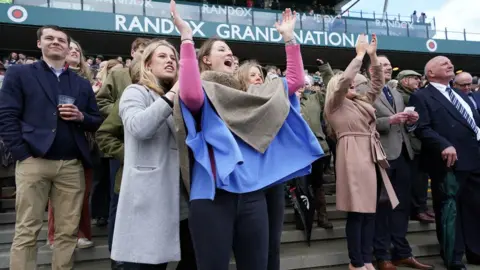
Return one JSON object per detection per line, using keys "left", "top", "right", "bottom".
{"left": 58, "top": 95, "right": 75, "bottom": 105}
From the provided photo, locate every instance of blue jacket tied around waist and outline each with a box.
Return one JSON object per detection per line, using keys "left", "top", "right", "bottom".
{"left": 180, "top": 78, "right": 324, "bottom": 200}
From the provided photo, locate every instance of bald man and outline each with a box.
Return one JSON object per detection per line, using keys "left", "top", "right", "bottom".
{"left": 409, "top": 56, "right": 480, "bottom": 269}
{"left": 454, "top": 72, "right": 480, "bottom": 113}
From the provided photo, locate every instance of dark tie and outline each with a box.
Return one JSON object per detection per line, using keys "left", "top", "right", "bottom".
{"left": 468, "top": 92, "right": 478, "bottom": 110}
{"left": 383, "top": 86, "right": 394, "bottom": 107}
{"left": 446, "top": 87, "right": 478, "bottom": 134}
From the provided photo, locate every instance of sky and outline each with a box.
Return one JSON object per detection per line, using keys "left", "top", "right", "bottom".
{"left": 342, "top": 0, "right": 480, "bottom": 41}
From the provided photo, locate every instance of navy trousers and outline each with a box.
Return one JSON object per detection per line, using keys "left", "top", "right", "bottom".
{"left": 265, "top": 184, "right": 285, "bottom": 270}
{"left": 189, "top": 189, "right": 269, "bottom": 270}
{"left": 346, "top": 212, "right": 376, "bottom": 267}
{"left": 374, "top": 147, "right": 413, "bottom": 261}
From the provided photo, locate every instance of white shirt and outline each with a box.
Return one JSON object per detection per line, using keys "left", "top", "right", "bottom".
{"left": 430, "top": 82, "right": 480, "bottom": 140}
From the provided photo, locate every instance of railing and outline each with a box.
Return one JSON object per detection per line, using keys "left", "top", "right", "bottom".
{"left": 6, "top": 0, "right": 480, "bottom": 41}
{"left": 343, "top": 9, "right": 435, "bottom": 26}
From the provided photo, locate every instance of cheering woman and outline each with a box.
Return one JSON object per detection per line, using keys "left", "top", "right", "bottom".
{"left": 170, "top": 0, "right": 324, "bottom": 269}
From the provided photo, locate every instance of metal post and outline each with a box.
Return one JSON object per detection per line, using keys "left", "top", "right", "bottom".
{"left": 398, "top": 13, "right": 400, "bottom": 21}
{"left": 445, "top": 27, "right": 448, "bottom": 40}
{"left": 199, "top": 5, "right": 202, "bottom": 21}
{"left": 365, "top": 20, "right": 369, "bottom": 34}
{"left": 251, "top": 10, "right": 254, "bottom": 25}
{"left": 322, "top": 15, "right": 325, "bottom": 31}
{"left": 426, "top": 25, "right": 429, "bottom": 38}
{"left": 373, "top": 11, "right": 375, "bottom": 20}
{"left": 81, "top": 0, "right": 83, "bottom": 11}
{"left": 360, "top": 10, "right": 362, "bottom": 18}
{"left": 112, "top": 0, "right": 115, "bottom": 14}
{"left": 344, "top": 18, "right": 347, "bottom": 33}
{"left": 406, "top": 22, "right": 409, "bottom": 37}
{"left": 464, "top": 28, "right": 467, "bottom": 41}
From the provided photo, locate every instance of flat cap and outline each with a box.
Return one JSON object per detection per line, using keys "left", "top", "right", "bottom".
{"left": 397, "top": 70, "right": 422, "bottom": 81}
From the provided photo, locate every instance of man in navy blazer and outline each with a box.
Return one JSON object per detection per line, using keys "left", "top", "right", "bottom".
{"left": 0, "top": 25, "right": 102, "bottom": 270}
{"left": 409, "top": 56, "right": 480, "bottom": 270}
{"left": 453, "top": 72, "right": 480, "bottom": 115}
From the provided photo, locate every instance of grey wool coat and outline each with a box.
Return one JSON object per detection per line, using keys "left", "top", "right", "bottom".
{"left": 111, "top": 84, "right": 188, "bottom": 264}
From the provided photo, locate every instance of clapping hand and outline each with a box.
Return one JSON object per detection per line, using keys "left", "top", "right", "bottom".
{"left": 274, "top": 8, "right": 297, "bottom": 43}
{"left": 366, "top": 33, "right": 377, "bottom": 55}
{"left": 170, "top": 0, "right": 192, "bottom": 41}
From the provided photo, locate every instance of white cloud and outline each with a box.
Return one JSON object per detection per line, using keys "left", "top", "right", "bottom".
{"left": 425, "top": 0, "right": 480, "bottom": 41}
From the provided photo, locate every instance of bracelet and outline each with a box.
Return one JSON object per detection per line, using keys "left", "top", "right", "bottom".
{"left": 181, "top": 38, "right": 194, "bottom": 43}
{"left": 285, "top": 38, "right": 296, "bottom": 45}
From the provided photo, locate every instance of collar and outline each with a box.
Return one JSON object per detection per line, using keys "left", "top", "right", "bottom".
{"left": 41, "top": 60, "right": 69, "bottom": 73}
{"left": 430, "top": 82, "right": 449, "bottom": 92}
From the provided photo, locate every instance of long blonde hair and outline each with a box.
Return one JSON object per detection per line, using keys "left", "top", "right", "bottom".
{"left": 235, "top": 60, "right": 264, "bottom": 91}
{"left": 137, "top": 39, "right": 179, "bottom": 95}
{"left": 323, "top": 73, "right": 370, "bottom": 139}
{"left": 68, "top": 39, "right": 93, "bottom": 82}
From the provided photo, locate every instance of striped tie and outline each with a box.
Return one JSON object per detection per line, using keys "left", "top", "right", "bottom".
{"left": 446, "top": 87, "right": 478, "bottom": 134}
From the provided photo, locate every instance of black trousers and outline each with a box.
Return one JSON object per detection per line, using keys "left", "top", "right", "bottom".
{"left": 308, "top": 157, "right": 328, "bottom": 188}
{"left": 374, "top": 147, "right": 413, "bottom": 261}
{"left": 430, "top": 168, "right": 480, "bottom": 264}
{"left": 90, "top": 156, "right": 111, "bottom": 219}
{"left": 346, "top": 212, "right": 376, "bottom": 267}
{"left": 410, "top": 154, "right": 429, "bottom": 215}
{"left": 189, "top": 189, "right": 268, "bottom": 270}
{"left": 121, "top": 219, "right": 197, "bottom": 270}
{"left": 265, "top": 184, "right": 285, "bottom": 270}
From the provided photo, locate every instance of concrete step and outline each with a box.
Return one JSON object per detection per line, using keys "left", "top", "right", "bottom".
{"left": 0, "top": 222, "right": 109, "bottom": 244}
{"left": 280, "top": 220, "right": 435, "bottom": 244}
{"left": 0, "top": 232, "right": 440, "bottom": 270}
{"left": 0, "top": 212, "right": 47, "bottom": 225}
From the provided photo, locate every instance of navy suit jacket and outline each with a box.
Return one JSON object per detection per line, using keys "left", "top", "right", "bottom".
{"left": 467, "top": 90, "right": 480, "bottom": 115}
{"left": 408, "top": 84, "right": 480, "bottom": 173}
{"left": 0, "top": 61, "right": 102, "bottom": 167}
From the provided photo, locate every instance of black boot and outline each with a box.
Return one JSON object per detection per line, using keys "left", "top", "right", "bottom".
{"left": 315, "top": 187, "right": 333, "bottom": 229}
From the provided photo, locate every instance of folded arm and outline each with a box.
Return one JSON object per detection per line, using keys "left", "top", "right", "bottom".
{"left": 179, "top": 42, "right": 204, "bottom": 114}
{"left": 119, "top": 85, "right": 173, "bottom": 140}
{"left": 0, "top": 67, "right": 30, "bottom": 161}
{"left": 285, "top": 44, "right": 305, "bottom": 95}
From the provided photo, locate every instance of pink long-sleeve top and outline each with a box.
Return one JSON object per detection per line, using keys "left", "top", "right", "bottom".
{"left": 179, "top": 42, "right": 305, "bottom": 114}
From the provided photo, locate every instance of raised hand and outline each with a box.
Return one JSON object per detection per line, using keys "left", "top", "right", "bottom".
{"left": 170, "top": 0, "right": 192, "bottom": 41}
{"left": 274, "top": 8, "right": 296, "bottom": 43}
{"left": 366, "top": 33, "right": 378, "bottom": 55}
{"left": 356, "top": 34, "right": 368, "bottom": 56}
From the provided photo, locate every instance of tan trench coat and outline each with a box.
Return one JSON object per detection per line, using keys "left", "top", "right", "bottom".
{"left": 324, "top": 58, "right": 399, "bottom": 213}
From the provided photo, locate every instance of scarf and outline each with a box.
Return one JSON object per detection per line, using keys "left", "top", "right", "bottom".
{"left": 173, "top": 71, "right": 290, "bottom": 193}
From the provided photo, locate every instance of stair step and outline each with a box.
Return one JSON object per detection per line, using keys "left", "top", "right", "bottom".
{"left": 280, "top": 220, "right": 435, "bottom": 243}
{"left": 0, "top": 232, "right": 440, "bottom": 270}
{"left": 0, "top": 222, "right": 108, "bottom": 244}
{"left": 0, "top": 212, "right": 47, "bottom": 225}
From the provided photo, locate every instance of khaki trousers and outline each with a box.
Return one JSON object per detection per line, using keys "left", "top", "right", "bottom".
{"left": 10, "top": 158, "right": 85, "bottom": 270}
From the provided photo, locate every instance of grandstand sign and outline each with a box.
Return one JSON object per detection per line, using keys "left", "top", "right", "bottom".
{"left": 115, "top": 14, "right": 363, "bottom": 47}
{"left": 1, "top": 3, "right": 478, "bottom": 55}
{"left": 375, "top": 19, "right": 414, "bottom": 29}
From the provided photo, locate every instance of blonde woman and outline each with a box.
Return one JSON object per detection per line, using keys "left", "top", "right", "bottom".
{"left": 324, "top": 34, "right": 399, "bottom": 270}
{"left": 66, "top": 40, "right": 93, "bottom": 82}
{"left": 92, "top": 59, "right": 123, "bottom": 93}
{"left": 111, "top": 40, "right": 196, "bottom": 270}
{"left": 235, "top": 60, "right": 264, "bottom": 90}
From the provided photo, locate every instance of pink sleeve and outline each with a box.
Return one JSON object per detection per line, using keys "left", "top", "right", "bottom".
{"left": 179, "top": 42, "right": 204, "bottom": 113}
{"left": 285, "top": 44, "right": 305, "bottom": 96}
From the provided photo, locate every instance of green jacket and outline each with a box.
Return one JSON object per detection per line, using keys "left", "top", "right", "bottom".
{"left": 299, "top": 63, "right": 334, "bottom": 155}
{"left": 95, "top": 101, "right": 124, "bottom": 193}
{"left": 396, "top": 84, "right": 422, "bottom": 154}
{"left": 96, "top": 68, "right": 132, "bottom": 118}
